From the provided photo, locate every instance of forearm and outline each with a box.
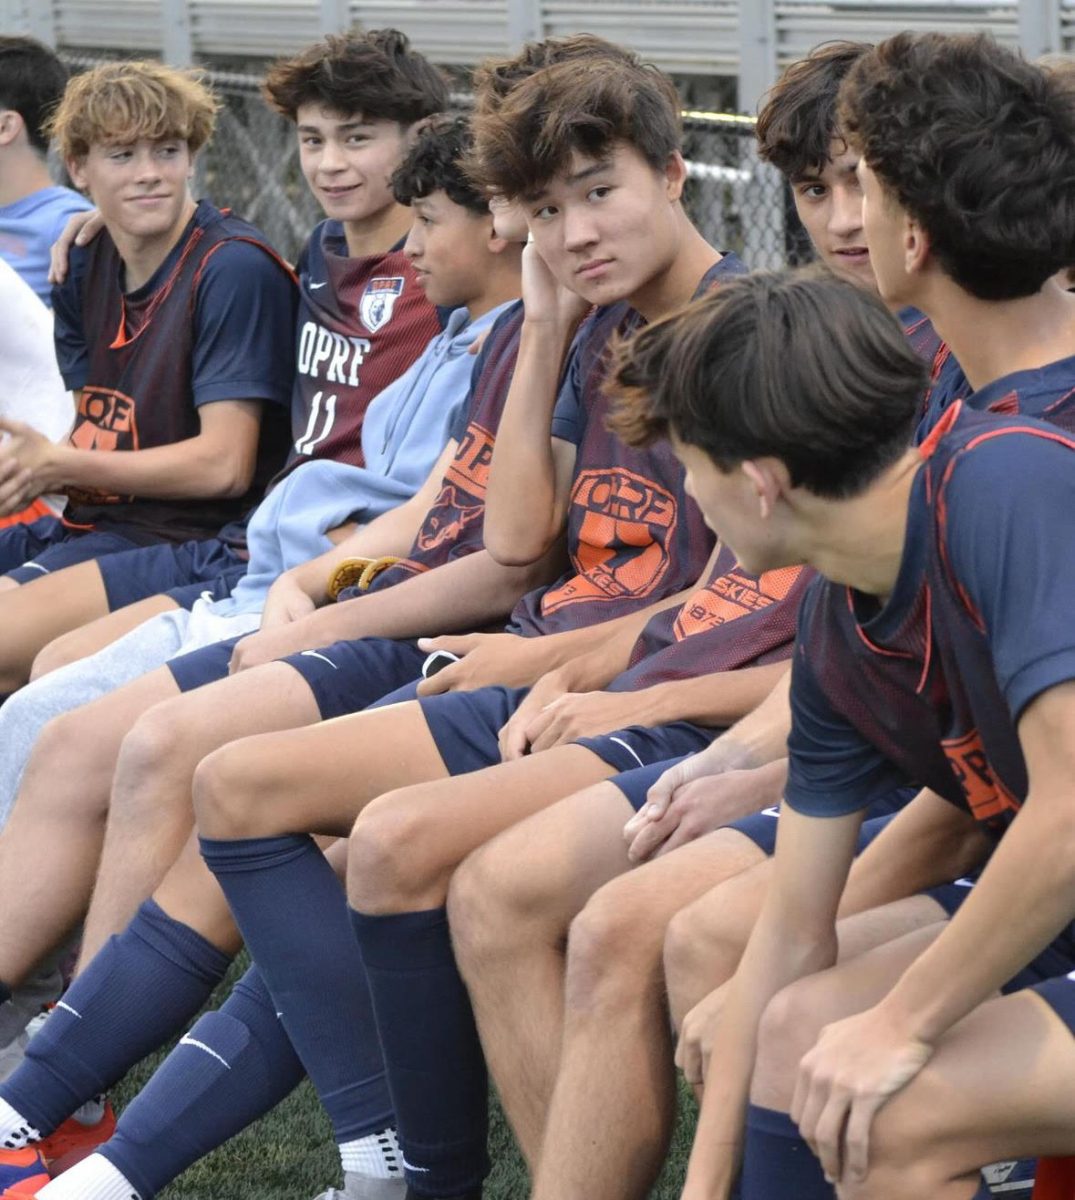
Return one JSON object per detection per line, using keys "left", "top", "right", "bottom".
{"left": 279, "top": 550, "right": 553, "bottom": 646}
{"left": 484, "top": 320, "right": 576, "bottom": 562}
{"left": 879, "top": 795, "right": 1075, "bottom": 1044}
{"left": 284, "top": 502, "right": 431, "bottom": 605}
{"left": 627, "top": 662, "right": 792, "bottom": 731}
{"left": 680, "top": 669, "right": 793, "bottom": 777}
{"left": 45, "top": 432, "right": 254, "bottom": 500}
{"left": 685, "top": 905, "right": 839, "bottom": 1196}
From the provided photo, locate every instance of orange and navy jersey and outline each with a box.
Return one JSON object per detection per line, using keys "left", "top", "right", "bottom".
{"left": 897, "top": 305, "right": 971, "bottom": 429}
{"left": 53, "top": 200, "right": 297, "bottom": 544}
{"left": 785, "top": 402, "right": 1075, "bottom": 836}
{"left": 609, "top": 546, "right": 810, "bottom": 692}
{"left": 367, "top": 301, "right": 524, "bottom": 590}
{"left": 920, "top": 349, "right": 1075, "bottom": 439}
{"left": 510, "top": 254, "right": 747, "bottom": 635}
{"left": 279, "top": 221, "right": 441, "bottom": 477}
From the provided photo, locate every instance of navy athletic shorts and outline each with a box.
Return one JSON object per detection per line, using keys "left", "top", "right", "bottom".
{"left": 3, "top": 516, "right": 140, "bottom": 584}
{"left": 1031, "top": 968, "right": 1075, "bottom": 1032}
{"left": 166, "top": 635, "right": 244, "bottom": 692}
{"left": 167, "top": 633, "right": 427, "bottom": 724}
{"left": 98, "top": 537, "right": 247, "bottom": 610}
{"left": 276, "top": 637, "right": 426, "bottom": 721}
{"left": 418, "top": 684, "right": 715, "bottom": 777}
{"left": 608, "top": 755, "right": 692, "bottom": 810}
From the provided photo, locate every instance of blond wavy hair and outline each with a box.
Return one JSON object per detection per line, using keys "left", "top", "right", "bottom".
{"left": 47, "top": 60, "right": 219, "bottom": 161}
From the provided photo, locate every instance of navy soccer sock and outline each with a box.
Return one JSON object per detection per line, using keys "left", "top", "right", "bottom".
{"left": 100, "top": 964, "right": 305, "bottom": 1198}
{"left": 740, "top": 1103, "right": 833, "bottom": 1199}
{"left": 0, "top": 899, "right": 231, "bottom": 1135}
{"left": 199, "top": 834, "right": 393, "bottom": 1143}
{"left": 351, "top": 905, "right": 489, "bottom": 1198}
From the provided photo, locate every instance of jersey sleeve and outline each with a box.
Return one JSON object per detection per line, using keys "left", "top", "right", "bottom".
{"left": 50, "top": 247, "right": 90, "bottom": 391}
{"left": 942, "top": 430, "right": 1075, "bottom": 720}
{"left": 190, "top": 240, "right": 297, "bottom": 409}
{"left": 447, "top": 309, "right": 505, "bottom": 443}
{"left": 549, "top": 331, "right": 587, "bottom": 445}
{"left": 785, "top": 635, "right": 910, "bottom": 818}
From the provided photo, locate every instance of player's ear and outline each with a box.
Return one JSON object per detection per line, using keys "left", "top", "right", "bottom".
{"left": 904, "top": 215, "right": 931, "bottom": 277}
{"left": 741, "top": 459, "right": 783, "bottom": 521}
{"left": 663, "top": 151, "right": 687, "bottom": 204}
{"left": 0, "top": 110, "right": 22, "bottom": 147}
{"left": 66, "top": 156, "right": 89, "bottom": 191}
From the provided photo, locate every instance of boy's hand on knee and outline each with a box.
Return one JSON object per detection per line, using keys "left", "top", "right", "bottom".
{"left": 626, "top": 760, "right": 779, "bottom": 862}
{"left": 791, "top": 1005, "right": 934, "bottom": 1186}
{"left": 676, "top": 983, "right": 730, "bottom": 1084}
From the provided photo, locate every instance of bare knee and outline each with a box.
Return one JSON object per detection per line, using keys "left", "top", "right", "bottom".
{"left": 752, "top": 975, "right": 841, "bottom": 1111}
{"left": 114, "top": 700, "right": 189, "bottom": 816}
{"left": 30, "top": 630, "right": 82, "bottom": 681}
{"left": 563, "top": 883, "right": 661, "bottom": 1016}
{"left": 21, "top": 711, "right": 111, "bottom": 821}
{"left": 664, "top": 899, "right": 746, "bottom": 1022}
{"left": 191, "top": 743, "right": 264, "bottom": 839}
{"left": 347, "top": 792, "right": 433, "bottom": 914}
{"left": 449, "top": 837, "right": 557, "bottom": 979}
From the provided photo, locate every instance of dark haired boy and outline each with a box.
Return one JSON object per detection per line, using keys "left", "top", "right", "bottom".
{"left": 623, "top": 280, "right": 1075, "bottom": 1200}
{"left": 0, "top": 36, "right": 92, "bottom": 304}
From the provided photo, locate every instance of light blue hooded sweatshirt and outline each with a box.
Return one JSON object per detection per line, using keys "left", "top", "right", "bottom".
{"left": 204, "top": 300, "right": 514, "bottom": 617}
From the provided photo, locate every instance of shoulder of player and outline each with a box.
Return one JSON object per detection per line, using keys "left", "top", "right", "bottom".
{"left": 194, "top": 235, "right": 296, "bottom": 301}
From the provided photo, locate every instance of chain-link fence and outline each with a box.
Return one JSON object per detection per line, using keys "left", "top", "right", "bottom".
{"left": 61, "top": 55, "right": 805, "bottom": 270}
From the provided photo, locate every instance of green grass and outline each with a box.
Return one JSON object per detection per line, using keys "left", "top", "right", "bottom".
{"left": 112, "top": 955, "right": 696, "bottom": 1200}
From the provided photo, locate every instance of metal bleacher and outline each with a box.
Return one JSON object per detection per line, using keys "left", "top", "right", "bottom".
{"left": 2, "top": 0, "right": 1067, "bottom": 108}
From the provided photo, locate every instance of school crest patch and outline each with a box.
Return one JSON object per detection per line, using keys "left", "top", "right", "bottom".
{"left": 359, "top": 276, "right": 405, "bottom": 333}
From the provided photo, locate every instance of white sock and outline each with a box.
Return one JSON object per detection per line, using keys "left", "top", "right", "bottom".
{"left": 0, "top": 1096, "right": 40, "bottom": 1148}
{"left": 339, "top": 1127, "right": 402, "bottom": 1179}
{"left": 36, "top": 1152, "right": 140, "bottom": 1200}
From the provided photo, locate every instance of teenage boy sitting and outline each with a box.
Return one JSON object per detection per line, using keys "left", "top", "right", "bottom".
{"left": 624, "top": 278, "right": 1075, "bottom": 1200}
{"left": 0, "top": 59, "right": 296, "bottom": 691}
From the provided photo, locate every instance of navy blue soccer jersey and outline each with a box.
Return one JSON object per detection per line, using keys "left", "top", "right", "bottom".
{"left": 786, "top": 403, "right": 1075, "bottom": 833}
{"left": 52, "top": 200, "right": 296, "bottom": 544}
{"left": 920, "top": 352, "right": 1075, "bottom": 439}
{"left": 509, "top": 254, "right": 747, "bottom": 636}
{"left": 364, "top": 300, "right": 525, "bottom": 591}
{"left": 281, "top": 221, "right": 442, "bottom": 476}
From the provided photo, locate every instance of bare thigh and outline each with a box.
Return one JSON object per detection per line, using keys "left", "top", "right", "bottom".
{"left": 32, "top": 593, "right": 178, "bottom": 679}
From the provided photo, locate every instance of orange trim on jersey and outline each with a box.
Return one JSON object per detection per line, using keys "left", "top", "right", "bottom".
{"left": 109, "top": 225, "right": 208, "bottom": 349}
{"left": 847, "top": 588, "right": 917, "bottom": 661}
{"left": 0, "top": 497, "right": 55, "bottom": 529}
{"left": 918, "top": 400, "right": 962, "bottom": 460}
{"left": 935, "top": 422, "right": 1075, "bottom": 633}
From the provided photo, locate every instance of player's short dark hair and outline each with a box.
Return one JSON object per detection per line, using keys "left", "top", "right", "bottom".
{"left": 0, "top": 36, "right": 70, "bottom": 155}
{"left": 609, "top": 267, "right": 928, "bottom": 500}
{"left": 756, "top": 41, "right": 871, "bottom": 180}
{"left": 263, "top": 29, "right": 448, "bottom": 126}
{"left": 839, "top": 32, "right": 1075, "bottom": 300}
{"left": 471, "top": 34, "right": 638, "bottom": 112}
{"left": 470, "top": 54, "right": 682, "bottom": 199}
{"left": 392, "top": 114, "right": 487, "bottom": 215}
